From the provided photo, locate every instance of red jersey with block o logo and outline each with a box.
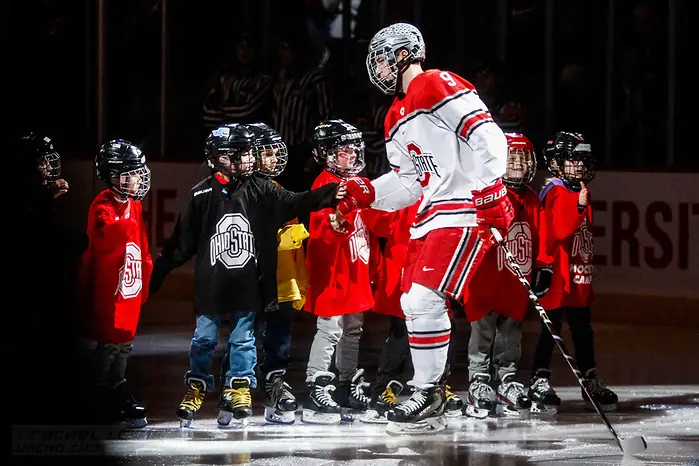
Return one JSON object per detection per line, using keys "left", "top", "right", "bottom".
{"left": 463, "top": 186, "right": 548, "bottom": 322}
{"left": 80, "top": 189, "right": 152, "bottom": 343}
{"left": 305, "top": 170, "right": 375, "bottom": 317}
{"left": 538, "top": 179, "right": 594, "bottom": 309}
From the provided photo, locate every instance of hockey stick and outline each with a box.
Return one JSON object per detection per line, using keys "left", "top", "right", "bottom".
{"left": 489, "top": 227, "right": 647, "bottom": 456}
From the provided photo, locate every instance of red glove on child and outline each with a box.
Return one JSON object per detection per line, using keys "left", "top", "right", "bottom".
{"left": 337, "top": 177, "right": 376, "bottom": 215}
{"left": 471, "top": 179, "right": 514, "bottom": 242}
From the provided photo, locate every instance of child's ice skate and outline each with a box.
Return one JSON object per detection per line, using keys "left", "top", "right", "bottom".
{"left": 301, "top": 371, "right": 342, "bottom": 425}
{"left": 176, "top": 378, "right": 207, "bottom": 428}
{"left": 463, "top": 373, "right": 495, "bottom": 419}
{"left": 385, "top": 383, "right": 447, "bottom": 435}
{"left": 263, "top": 369, "right": 297, "bottom": 424}
{"left": 528, "top": 369, "right": 561, "bottom": 415}
{"left": 218, "top": 377, "right": 252, "bottom": 428}
{"left": 445, "top": 385, "right": 464, "bottom": 417}
{"left": 114, "top": 380, "right": 147, "bottom": 428}
{"left": 581, "top": 368, "right": 618, "bottom": 412}
{"left": 361, "top": 380, "right": 403, "bottom": 424}
{"left": 495, "top": 373, "right": 531, "bottom": 417}
{"left": 334, "top": 368, "right": 371, "bottom": 422}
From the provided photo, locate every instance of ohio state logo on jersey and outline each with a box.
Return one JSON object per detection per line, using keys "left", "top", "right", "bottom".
{"left": 572, "top": 221, "right": 594, "bottom": 263}
{"left": 497, "top": 222, "right": 533, "bottom": 275}
{"left": 210, "top": 213, "right": 256, "bottom": 269}
{"left": 349, "top": 214, "right": 370, "bottom": 264}
{"left": 116, "top": 242, "right": 143, "bottom": 299}
{"left": 407, "top": 142, "right": 440, "bottom": 188}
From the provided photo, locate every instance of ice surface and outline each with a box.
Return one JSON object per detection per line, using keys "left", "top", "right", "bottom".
{"left": 101, "top": 385, "right": 698, "bottom": 465}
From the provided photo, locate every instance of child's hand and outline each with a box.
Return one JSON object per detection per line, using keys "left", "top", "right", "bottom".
{"left": 578, "top": 181, "right": 588, "bottom": 207}
{"left": 335, "top": 183, "right": 347, "bottom": 200}
{"left": 329, "top": 213, "right": 348, "bottom": 234}
{"left": 50, "top": 179, "right": 69, "bottom": 199}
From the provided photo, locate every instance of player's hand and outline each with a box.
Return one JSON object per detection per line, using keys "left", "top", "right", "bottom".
{"left": 335, "top": 183, "right": 347, "bottom": 200}
{"left": 533, "top": 266, "right": 553, "bottom": 298}
{"left": 50, "top": 179, "right": 69, "bottom": 199}
{"left": 578, "top": 181, "right": 588, "bottom": 208}
{"left": 471, "top": 179, "right": 514, "bottom": 243}
{"left": 337, "top": 177, "right": 375, "bottom": 215}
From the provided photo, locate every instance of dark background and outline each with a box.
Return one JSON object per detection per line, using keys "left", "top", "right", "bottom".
{"left": 6, "top": 0, "right": 695, "bottom": 175}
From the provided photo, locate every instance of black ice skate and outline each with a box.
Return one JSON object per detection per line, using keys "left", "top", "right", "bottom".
{"left": 445, "top": 384, "right": 464, "bottom": 417}
{"left": 385, "top": 383, "right": 447, "bottom": 435}
{"left": 528, "top": 369, "right": 561, "bottom": 415}
{"left": 581, "top": 368, "right": 618, "bottom": 412}
{"left": 114, "top": 380, "right": 147, "bottom": 428}
{"left": 301, "top": 371, "right": 342, "bottom": 425}
{"left": 361, "top": 380, "right": 403, "bottom": 424}
{"left": 495, "top": 373, "right": 531, "bottom": 416}
{"left": 218, "top": 377, "right": 253, "bottom": 427}
{"left": 334, "top": 368, "right": 372, "bottom": 422}
{"left": 177, "top": 378, "right": 207, "bottom": 428}
{"left": 463, "top": 373, "right": 496, "bottom": 419}
{"left": 263, "top": 369, "right": 297, "bottom": 424}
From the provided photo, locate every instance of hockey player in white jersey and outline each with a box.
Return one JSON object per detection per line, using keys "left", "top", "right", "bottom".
{"left": 337, "top": 23, "right": 514, "bottom": 434}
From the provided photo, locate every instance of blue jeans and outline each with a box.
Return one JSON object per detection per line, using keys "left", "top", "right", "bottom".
{"left": 256, "top": 301, "right": 294, "bottom": 378}
{"left": 186, "top": 312, "right": 257, "bottom": 392}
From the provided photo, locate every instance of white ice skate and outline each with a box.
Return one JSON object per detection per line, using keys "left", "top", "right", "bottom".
{"left": 495, "top": 373, "right": 532, "bottom": 417}
{"left": 464, "top": 373, "right": 496, "bottom": 419}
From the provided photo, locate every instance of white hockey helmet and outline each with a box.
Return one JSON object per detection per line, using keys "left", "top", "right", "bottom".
{"left": 366, "top": 23, "right": 426, "bottom": 95}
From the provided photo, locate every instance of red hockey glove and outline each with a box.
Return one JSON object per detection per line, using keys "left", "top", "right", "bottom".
{"left": 337, "top": 177, "right": 376, "bottom": 216}
{"left": 471, "top": 179, "right": 514, "bottom": 242}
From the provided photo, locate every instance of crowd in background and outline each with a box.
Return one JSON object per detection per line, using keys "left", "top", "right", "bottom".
{"left": 10, "top": 0, "right": 694, "bottom": 179}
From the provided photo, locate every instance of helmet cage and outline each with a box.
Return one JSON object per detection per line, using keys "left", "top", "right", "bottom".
{"left": 209, "top": 147, "right": 256, "bottom": 178}
{"left": 555, "top": 144, "right": 596, "bottom": 189}
{"left": 504, "top": 146, "right": 537, "bottom": 188}
{"left": 110, "top": 165, "right": 151, "bottom": 201}
{"left": 254, "top": 141, "right": 288, "bottom": 178}
{"left": 38, "top": 150, "right": 61, "bottom": 184}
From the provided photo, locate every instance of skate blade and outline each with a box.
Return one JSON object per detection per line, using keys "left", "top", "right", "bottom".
{"left": 217, "top": 411, "right": 250, "bottom": 428}
{"left": 264, "top": 406, "right": 296, "bottom": 424}
{"left": 301, "top": 409, "right": 341, "bottom": 425}
{"left": 125, "top": 417, "right": 148, "bottom": 429}
{"left": 530, "top": 403, "right": 558, "bottom": 416}
{"left": 464, "top": 405, "right": 489, "bottom": 420}
{"left": 179, "top": 418, "right": 193, "bottom": 428}
{"left": 445, "top": 408, "right": 463, "bottom": 418}
{"left": 359, "top": 410, "right": 389, "bottom": 424}
{"left": 340, "top": 407, "right": 357, "bottom": 423}
{"left": 585, "top": 400, "right": 618, "bottom": 412}
{"left": 621, "top": 436, "right": 647, "bottom": 456}
{"left": 496, "top": 404, "right": 529, "bottom": 418}
{"left": 385, "top": 415, "right": 447, "bottom": 436}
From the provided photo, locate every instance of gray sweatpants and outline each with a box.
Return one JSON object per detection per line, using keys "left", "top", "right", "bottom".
{"left": 468, "top": 311, "right": 522, "bottom": 383}
{"left": 306, "top": 313, "right": 364, "bottom": 383}
{"left": 93, "top": 341, "right": 134, "bottom": 387}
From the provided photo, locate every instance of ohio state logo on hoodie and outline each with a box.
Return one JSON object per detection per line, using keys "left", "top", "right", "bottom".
{"left": 116, "top": 242, "right": 143, "bottom": 299}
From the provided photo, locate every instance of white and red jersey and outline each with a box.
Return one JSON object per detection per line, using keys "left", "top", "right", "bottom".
{"left": 370, "top": 69, "right": 508, "bottom": 239}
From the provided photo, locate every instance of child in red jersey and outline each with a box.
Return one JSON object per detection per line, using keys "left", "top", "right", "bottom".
{"left": 302, "top": 120, "right": 375, "bottom": 424}
{"left": 529, "top": 131, "right": 618, "bottom": 412}
{"left": 462, "top": 132, "right": 546, "bottom": 419}
{"left": 80, "top": 140, "right": 152, "bottom": 428}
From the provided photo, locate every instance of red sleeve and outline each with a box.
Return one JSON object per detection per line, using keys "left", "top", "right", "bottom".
{"left": 136, "top": 201, "right": 153, "bottom": 303}
{"left": 544, "top": 186, "right": 586, "bottom": 242}
{"left": 524, "top": 187, "right": 551, "bottom": 268}
{"left": 362, "top": 208, "right": 400, "bottom": 238}
{"left": 90, "top": 200, "right": 136, "bottom": 252}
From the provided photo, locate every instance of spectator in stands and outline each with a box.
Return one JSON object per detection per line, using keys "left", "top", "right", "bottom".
{"left": 272, "top": 27, "right": 333, "bottom": 192}
{"left": 202, "top": 32, "right": 274, "bottom": 132}
{"left": 471, "top": 61, "right": 528, "bottom": 134}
